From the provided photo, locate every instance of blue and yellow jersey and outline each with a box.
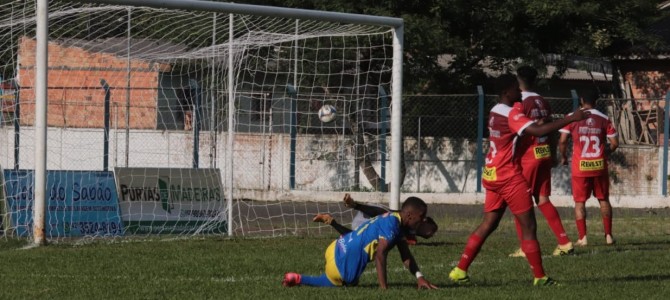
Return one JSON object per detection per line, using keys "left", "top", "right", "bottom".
{"left": 334, "top": 212, "right": 401, "bottom": 284}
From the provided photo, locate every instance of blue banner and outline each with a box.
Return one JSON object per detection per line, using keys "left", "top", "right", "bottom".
{"left": 2, "top": 170, "right": 124, "bottom": 237}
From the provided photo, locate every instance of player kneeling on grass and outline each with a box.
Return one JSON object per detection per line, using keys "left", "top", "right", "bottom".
{"left": 313, "top": 194, "right": 438, "bottom": 244}
{"left": 283, "top": 197, "right": 438, "bottom": 290}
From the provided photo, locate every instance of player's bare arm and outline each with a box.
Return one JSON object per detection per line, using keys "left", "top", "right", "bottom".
{"left": 343, "top": 193, "right": 388, "bottom": 217}
{"left": 397, "top": 239, "right": 438, "bottom": 289}
{"left": 559, "top": 132, "right": 570, "bottom": 165}
{"left": 608, "top": 136, "right": 619, "bottom": 153}
{"left": 375, "top": 238, "right": 391, "bottom": 290}
{"left": 525, "top": 108, "right": 590, "bottom": 137}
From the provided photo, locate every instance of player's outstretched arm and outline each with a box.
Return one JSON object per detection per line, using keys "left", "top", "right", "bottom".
{"left": 344, "top": 193, "right": 388, "bottom": 217}
{"left": 374, "top": 238, "right": 391, "bottom": 290}
{"left": 355, "top": 204, "right": 388, "bottom": 218}
{"left": 559, "top": 132, "right": 570, "bottom": 166}
{"left": 524, "top": 108, "right": 590, "bottom": 137}
{"left": 397, "top": 240, "right": 438, "bottom": 289}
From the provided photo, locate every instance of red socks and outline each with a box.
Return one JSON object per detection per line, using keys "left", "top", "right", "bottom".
{"left": 457, "top": 234, "right": 483, "bottom": 271}
{"left": 603, "top": 217, "right": 612, "bottom": 236}
{"left": 576, "top": 218, "right": 587, "bottom": 240}
{"left": 538, "top": 201, "right": 570, "bottom": 245}
{"left": 521, "top": 239, "right": 546, "bottom": 278}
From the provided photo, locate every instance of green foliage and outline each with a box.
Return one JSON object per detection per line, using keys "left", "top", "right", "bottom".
{"left": 237, "top": 0, "right": 667, "bottom": 93}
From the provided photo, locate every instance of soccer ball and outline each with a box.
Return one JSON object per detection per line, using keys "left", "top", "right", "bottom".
{"left": 318, "top": 104, "right": 337, "bottom": 123}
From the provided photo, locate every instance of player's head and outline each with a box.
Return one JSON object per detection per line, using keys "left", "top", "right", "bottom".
{"left": 496, "top": 74, "right": 521, "bottom": 104}
{"left": 400, "top": 197, "right": 428, "bottom": 230}
{"left": 580, "top": 90, "right": 599, "bottom": 108}
{"left": 516, "top": 65, "right": 538, "bottom": 90}
{"left": 415, "top": 216, "right": 438, "bottom": 239}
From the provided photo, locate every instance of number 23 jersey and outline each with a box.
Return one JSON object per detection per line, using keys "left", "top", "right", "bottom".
{"left": 559, "top": 109, "right": 617, "bottom": 177}
{"left": 483, "top": 103, "right": 535, "bottom": 185}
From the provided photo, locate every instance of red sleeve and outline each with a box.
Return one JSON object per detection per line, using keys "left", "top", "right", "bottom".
{"left": 521, "top": 98, "right": 534, "bottom": 116}
{"left": 509, "top": 103, "right": 535, "bottom": 135}
{"left": 606, "top": 120, "right": 617, "bottom": 137}
{"left": 558, "top": 113, "right": 573, "bottom": 134}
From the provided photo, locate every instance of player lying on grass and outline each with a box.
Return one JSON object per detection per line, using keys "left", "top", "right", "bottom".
{"left": 313, "top": 194, "right": 438, "bottom": 244}
{"left": 448, "top": 74, "right": 589, "bottom": 287}
{"left": 283, "top": 197, "right": 438, "bottom": 290}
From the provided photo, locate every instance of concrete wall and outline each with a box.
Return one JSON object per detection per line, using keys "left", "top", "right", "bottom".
{"left": 1, "top": 127, "right": 667, "bottom": 207}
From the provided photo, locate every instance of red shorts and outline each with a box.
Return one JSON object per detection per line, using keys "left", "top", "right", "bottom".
{"left": 571, "top": 175, "right": 610, "bottom": 202}
{"left": 483, "top": 175, "right": 533, "bottom": 215}
{"left": 521, "top": 159, "right": 552, "bottom": 198}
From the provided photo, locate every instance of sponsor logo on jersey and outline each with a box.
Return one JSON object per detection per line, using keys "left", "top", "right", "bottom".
{"left": 586, "top": 118, "right": 594, "bottom": 126}
{"left": 533, "top": 144, "right": 551, "bottom": 159}
{"left": 483, "top": 166, "right": 497, "bottom": 181}
{"left": 579, "top": 159, "right": 605, "bottom": 171}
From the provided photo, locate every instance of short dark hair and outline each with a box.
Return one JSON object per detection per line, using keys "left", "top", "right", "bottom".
{"left": 516, "top": 66, "right": 538, "bottom": 87}
{"left": 496, "top": 74, "right": 518, "bottom": 96}
{"left": 424, "top": 216, "right": 438, "bottom": 231}
{"left": 581, "top": 90, "right": 599, "bottom": 105}
{"left": 402, "top": 197, "right": 427, "bottom": 215}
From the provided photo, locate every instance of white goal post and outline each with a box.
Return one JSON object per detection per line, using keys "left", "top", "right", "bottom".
{"left": 22, "top": 0, "right": 404, "bottom": 243}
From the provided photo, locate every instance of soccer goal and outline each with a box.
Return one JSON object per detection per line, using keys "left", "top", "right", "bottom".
{"left": 0, "top": 0, "right": 404, "bottom": 242}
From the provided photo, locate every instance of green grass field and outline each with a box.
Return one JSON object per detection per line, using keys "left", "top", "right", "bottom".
{"left": 0, "top": 204, "right": 668, "bottom": 299}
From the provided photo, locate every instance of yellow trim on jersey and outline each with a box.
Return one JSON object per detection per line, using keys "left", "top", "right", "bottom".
{"left": 483, "top": 166, "right": 497, "bottom": 181}
{"left": 324, "top": 240, "right": 344, "bottom": 286}
{"left": 363, "top": 239, "right": 379, "bottom": 261}
{"left": 579, "top": 159, "right": 604, "bottom": 171}
{"left": 391, "top": 212, "right": 401, "bottom": 222}
{"left": 533, "top": 144, "right": 551, "bottom": 159}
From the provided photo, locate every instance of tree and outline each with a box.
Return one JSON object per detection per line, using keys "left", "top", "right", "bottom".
{"left": 239, "top": 0, "right": 667, "bottom": 93}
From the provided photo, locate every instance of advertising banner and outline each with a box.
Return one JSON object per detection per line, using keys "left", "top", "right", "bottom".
{"left": 114, "top": 168, "right": 226, "bottom": 234}
{"left": 2, "top": 170, "right": 123, "bottom": 237}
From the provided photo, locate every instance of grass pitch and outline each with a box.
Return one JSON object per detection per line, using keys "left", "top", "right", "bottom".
{"left": 0, "top": 205, "right": 668, "bottom": 299}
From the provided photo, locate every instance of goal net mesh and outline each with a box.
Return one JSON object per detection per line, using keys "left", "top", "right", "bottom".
{"left": 0, "top": 1, "right": 398, "bottom": 239}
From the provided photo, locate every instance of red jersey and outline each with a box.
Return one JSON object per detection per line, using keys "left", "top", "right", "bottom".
{"left": 483, "top": 103, "right": 535, "bottom": 185}
{"left": 519, "top": 92, "right": 552, "bottom": 162}
{"left": 559, "top": 109, "right": 617, "bottom": 177}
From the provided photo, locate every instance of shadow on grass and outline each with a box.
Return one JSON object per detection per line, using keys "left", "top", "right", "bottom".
{"left": 613, "top": 274, "right": 670, "bottom": 282}
{"left": 413, "top": 241, "right": 453, "bottom": 247}
{"left": 355, "top": 281, "right": 507, "bottom": 289}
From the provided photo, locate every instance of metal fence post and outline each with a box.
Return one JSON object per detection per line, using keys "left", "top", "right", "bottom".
{"left": 101, "top": 79, "right": 110, "bottom": 171}
{"left": 379, "top": 86, "right": 388, "bottom": 193}
{"left": 192, "top": 79, "right": 201, "bottom": 169}
{"left": 13, "top": 81, "right": 20, "bottom": 170}
{"left": 287, "top": 84, "right": 297, "bottom": 190}
{"left": 476, "top": 86, "right": 484, "bottom": 193}
{"left": 571, "top": 89, "right": 579, "bottom": 111}
{"left": 663, "top": 91, "right": 669, "bottom": 196}
{"left": 417, "top": 116, "right": 421, "bottom": 193}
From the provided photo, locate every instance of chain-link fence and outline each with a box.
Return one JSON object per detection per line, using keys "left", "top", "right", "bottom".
{"left": 0, "top": 90, "right": 666, "bottom": 196}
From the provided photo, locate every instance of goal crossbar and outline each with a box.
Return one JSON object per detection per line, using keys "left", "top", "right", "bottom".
{"left": 74, "top": 0, "right": 404, "bottom": 28}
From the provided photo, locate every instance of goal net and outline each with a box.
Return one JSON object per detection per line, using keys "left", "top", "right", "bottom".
{"left": 0, "top": 1, "right": 401, "bottom": 240}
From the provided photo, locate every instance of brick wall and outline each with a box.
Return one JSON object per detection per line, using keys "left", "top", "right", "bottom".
{"left": 17, "top": 37, "right": 161, "bottom": 129}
